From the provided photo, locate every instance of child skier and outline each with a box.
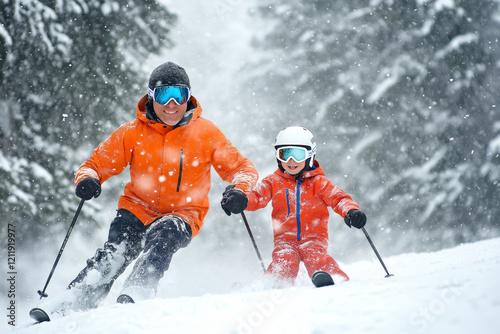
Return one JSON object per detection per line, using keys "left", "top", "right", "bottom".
{"left": 221, "top": 126, "right": 367, "bottom": 286}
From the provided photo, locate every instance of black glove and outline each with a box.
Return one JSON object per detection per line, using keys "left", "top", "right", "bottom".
{"left": 221, "top": 185, "right": 248, "bottom": 216}
{"left": 75, "top": 177, "right": 101, "bottom": 200}
{"left": 344, "top": 209, "right": 367, "bottom": 229}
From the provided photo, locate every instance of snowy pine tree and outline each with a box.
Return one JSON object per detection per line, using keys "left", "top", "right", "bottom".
{"left": 246, "top": 0, "right": 500, "bottom": 252}
{"left": 0, "top": 0, "right": 176, "bottom": 246}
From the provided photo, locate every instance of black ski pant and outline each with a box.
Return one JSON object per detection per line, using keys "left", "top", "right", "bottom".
{"left": 68, "top": 209, "right": 192, "bottom": 310}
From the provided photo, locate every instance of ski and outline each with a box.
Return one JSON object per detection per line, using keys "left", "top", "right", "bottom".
{"left": 29, "top": 294, "right": 134, "bottom": 324}
{"left": 311, "top": 271, "right": 335, "bottom": 288}
{"left": 29, "top": 307, "right": 50, "bottom": 323}
{"left": 116, "top": 294, "right": 135, "bottom": 304}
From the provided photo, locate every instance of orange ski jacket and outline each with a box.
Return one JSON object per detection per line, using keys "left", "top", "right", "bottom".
{"left": 244, "top": 161, "right": 359, "bottom": 241}
{"left": 75, "top": 95, "right": 258, "bottom": 237}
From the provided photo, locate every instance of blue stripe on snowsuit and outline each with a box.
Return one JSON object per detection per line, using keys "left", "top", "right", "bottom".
{"left": 296, "top": 179, "right": 302, "bottom": 241}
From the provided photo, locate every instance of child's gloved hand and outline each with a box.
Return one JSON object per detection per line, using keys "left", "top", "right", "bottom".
{"left": 221, "top": 185, "right": 248, "bottom": 216}
{"left": 344, "top": 209, "right": 367, "bottom": 229}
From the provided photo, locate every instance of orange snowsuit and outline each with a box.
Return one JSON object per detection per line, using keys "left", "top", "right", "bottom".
{"left": 75, "top": 95, "right": 258, "bottom": 237}
{"left": 245, "top": 161, "right": 359, "bottom": 283}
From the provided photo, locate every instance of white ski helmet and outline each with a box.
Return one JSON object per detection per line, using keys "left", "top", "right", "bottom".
{"left": 274, "top": 126, "right": 317, "bottom": 168}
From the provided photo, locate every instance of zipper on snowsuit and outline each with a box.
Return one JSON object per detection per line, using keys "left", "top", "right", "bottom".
{"left": 176, "top": 149, "right": 183, "bottom": 192}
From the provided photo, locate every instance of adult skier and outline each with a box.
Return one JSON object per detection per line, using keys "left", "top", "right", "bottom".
{"left": 38, "top": 61, "right": 258, "bottom": 317}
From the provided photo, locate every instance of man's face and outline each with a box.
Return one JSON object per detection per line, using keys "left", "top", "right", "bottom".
{"left": 153, "top": 99, "right": 188, "bottom": 126}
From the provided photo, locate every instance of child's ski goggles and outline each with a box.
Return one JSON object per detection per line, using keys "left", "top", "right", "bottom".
{"left": 148, "top": 85, "right": 191, "bottom": 105}
{"left": 276, "top": 146, "right": 316, "bottom": 163}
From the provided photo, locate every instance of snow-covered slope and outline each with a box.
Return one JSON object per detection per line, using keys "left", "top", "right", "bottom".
{"left": 10, "top": 237, "right": 500, "bottom": 334}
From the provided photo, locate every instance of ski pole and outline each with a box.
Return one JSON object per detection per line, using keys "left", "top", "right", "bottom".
{"left": 37, "top": 198, "right": 85, "bottom": 299}
{"left": 361, "top": 227, "right": 394, "bottom": 278}
{"left": 241, "top": 212, "right": 266, "bottom": 273}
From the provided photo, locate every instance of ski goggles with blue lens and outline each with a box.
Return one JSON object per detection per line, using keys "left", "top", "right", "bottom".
{"left": 147, "top": 85, "right": 191, "bottom": 105}
{"left": 276, "top": 146, "right": 316, "bottom": 163}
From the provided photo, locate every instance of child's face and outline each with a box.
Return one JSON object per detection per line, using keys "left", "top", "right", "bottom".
{"left": 281, "top": 158, "right": 306, "bottom": 175}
